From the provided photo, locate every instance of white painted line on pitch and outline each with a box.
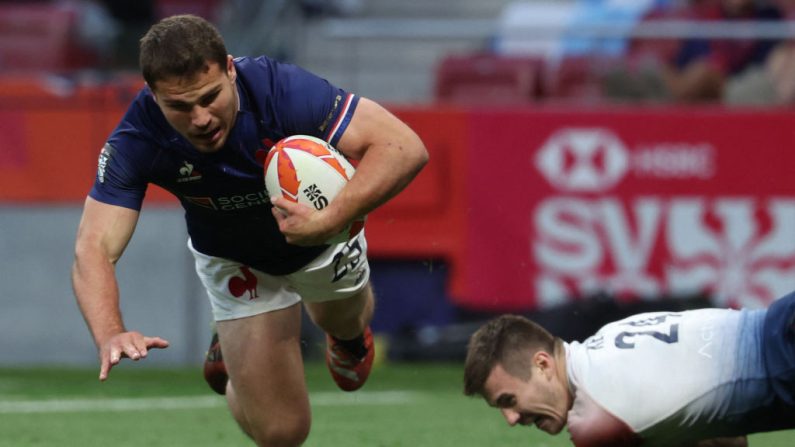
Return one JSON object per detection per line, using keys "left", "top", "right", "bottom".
{"left": 311, "top": 390, "right": 423, "bottom": 406}
{"left": 0, "top": 396, "right": 223, "bottom": 414}
{"left": 0, "top": 391, "right": 424, "bottom": 414}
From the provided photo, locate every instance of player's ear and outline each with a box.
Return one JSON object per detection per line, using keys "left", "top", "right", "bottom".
{"left": 146, "top": 83, "right": 161, "bottom": 104}
{"left": 226, "top": 55, "right": 236, "bottom": 82}
{"left": 532, "top": 351, "right": 553, "bottom": 378}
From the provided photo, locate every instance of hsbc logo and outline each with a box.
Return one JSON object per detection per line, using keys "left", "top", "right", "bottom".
{"left": 536, "top": 128, "right": 629, "bottom": 192}
{"left": 536, "top": 128, "right": 716, "bottom": 192}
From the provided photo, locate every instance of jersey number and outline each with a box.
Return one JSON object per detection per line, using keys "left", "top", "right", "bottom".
{"left": 331, "top": 238, "right": 362, "bottom": 283}
{"left": 614, "top": 314, "right": 681, "bottom": 349}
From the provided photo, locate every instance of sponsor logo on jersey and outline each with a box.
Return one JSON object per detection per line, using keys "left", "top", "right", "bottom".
{"left": 97, "top": 143, "right": 115, "bottom": 183}
{"left": 177, "top": 160, "right": 202, "bottom": 183}
{"left": 184, "top": 190, "right": 271, "bottom": 211}
{"left": 184, "top": 196, "right": 217, "bottom": 210}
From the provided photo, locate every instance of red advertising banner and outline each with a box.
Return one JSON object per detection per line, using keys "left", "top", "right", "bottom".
{"left": 4, "top": 79, "right": 795, "bottom": 314}
{"left": 462, "top": 108, "right": 795, "bottom": 312}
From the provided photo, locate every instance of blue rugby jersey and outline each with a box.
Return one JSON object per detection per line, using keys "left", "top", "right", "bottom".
{"left": 89, "top": 56, "right": 360, "bottom": 275}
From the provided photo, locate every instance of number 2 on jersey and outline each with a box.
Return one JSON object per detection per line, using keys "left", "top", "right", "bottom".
{"left": 614, "top": 314, "right": 681, "bottom": 349}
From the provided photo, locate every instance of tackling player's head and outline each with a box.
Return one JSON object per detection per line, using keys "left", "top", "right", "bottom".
{"left": 464, "top": 315, "right": 571, "bottom": 435}
{"left": 140, "top": 15, "right": 239, "bottom": 153}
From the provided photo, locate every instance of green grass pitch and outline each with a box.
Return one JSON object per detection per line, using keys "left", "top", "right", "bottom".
{"left": 0, "top": 363, "right": 792, "bottom": 446}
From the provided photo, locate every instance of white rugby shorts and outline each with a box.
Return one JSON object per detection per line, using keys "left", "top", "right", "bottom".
{"left": 188, "top": 231, "right": 370, "bottom": 321}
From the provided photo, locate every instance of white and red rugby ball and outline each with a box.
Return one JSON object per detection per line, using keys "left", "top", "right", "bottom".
{"left": 264, "top": 135, "right": 365, "bottom": 244}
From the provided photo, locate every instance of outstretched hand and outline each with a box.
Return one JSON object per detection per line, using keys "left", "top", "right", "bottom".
{"left": 271, "top": 196, "right": 338, "bottom": 246}
{"left": 98, "top": 331, "right": 170, "bottom": 381}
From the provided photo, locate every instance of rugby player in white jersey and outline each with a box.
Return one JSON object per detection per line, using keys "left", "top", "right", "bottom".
{"left": 464, "top": 291, "right": 795, "bottom": 446}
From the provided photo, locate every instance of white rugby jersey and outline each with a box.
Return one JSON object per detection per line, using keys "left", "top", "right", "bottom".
{"left": 565, "top": 308, "right": 768, "bottom": 447}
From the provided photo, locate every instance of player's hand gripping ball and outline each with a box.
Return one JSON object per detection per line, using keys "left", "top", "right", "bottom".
{"left": 264, "top": 135, "right": 365, "bottom": 244}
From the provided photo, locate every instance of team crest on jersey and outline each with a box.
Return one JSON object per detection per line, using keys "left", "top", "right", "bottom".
{"left": 177, "top": 160, "right": 202, "bottom": 183}
{"left": 97, "top": 143, "right": 114, "bottom": 183}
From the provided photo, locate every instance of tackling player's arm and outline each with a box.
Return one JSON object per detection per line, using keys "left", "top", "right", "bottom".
{"left": 272, "top": 97, "right": 428, "bottom": 245}
{"left": 72, "top": 196, "right": 170, "bottom": 380}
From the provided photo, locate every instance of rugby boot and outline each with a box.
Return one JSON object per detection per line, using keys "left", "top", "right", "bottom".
{"left": 203, "top": 331, "right": 228, "bottom": 395}
{"left": 325, "top": 326, "right": 375, "bottom": 392}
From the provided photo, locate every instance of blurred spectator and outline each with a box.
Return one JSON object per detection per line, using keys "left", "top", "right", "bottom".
{"left": 56, "top": 0, "right": 119, "bottom": 69}
{"left": 97, "top": 0, "right": 155, "bottom": 69}
{"left": 54, "top": 0, "right": 154, "bottom": 71}
{"left": 614, "top": 0, "right": 784, "bottom": 103}
{"left": 732, "top": 0, "right": 795, "bottom": 105}
{"left": 561, "top": 0, "right": 674, "bottom": 58}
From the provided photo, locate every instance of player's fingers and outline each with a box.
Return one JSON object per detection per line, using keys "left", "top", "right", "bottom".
{"left": 271, "top": 206, "right": 288, "bottom": 222}
{"left": 99, "top": 356, "right": 110, "bottom": 381}
{"left": 99, "top": 348, "right": 117, "bottom": 381}
{"left": 122, "top": 342, "right": 143, "bottom": 361}
{"left": 144, "top": 336, "right": 170, "bottom": 349}
{"left": 132, "top": 338, "right": 150, "bottom": 358}
{"left": 108, "top": 345, "right": 123, "bottom": 365}
{"left": 271, "top": 197, "right": 295, "bottom": 215}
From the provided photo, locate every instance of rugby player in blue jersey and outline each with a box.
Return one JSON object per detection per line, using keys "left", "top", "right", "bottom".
{"left": 72, "top": 14, "right": 427, "bottom": 446}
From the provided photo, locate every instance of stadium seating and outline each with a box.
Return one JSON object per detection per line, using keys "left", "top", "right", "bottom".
{"left": 0, "top": 3, "right": 95, "bottom": 72}
{"left": 434, "top": 53, "right": 544, "bottom": 104}
{"left": 542, "top": 55, "right": 610, "bottom": 103}
{"left": 434, "top": 52, "right": 618, "bottom": 104}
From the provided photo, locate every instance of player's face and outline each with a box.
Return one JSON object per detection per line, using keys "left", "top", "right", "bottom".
{"left": 483, "top": 361, "right": 569, "bottom": 435}
{"left": 152, "top": 56, "right": 238, "bottom": 153}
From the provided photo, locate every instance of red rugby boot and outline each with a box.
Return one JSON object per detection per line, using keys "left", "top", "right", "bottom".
{"left": 325, "top": 326, "right": 375, "bottom": 392}
{"left": 203, "top": 331, "right": 228, "bottom": 395}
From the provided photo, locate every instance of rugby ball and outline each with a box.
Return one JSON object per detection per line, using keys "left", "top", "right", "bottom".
{"left": 263, "top": 135, "right": 365, "bottom": 244}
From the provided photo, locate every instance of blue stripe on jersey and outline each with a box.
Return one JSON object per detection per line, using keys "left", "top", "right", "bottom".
{"left": 324, "top": 93, "right": 358, "bottom": 146}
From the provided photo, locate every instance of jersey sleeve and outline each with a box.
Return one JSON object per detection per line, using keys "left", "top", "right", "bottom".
{"left": 263, "top": 57, "right": 360, "bottom": 147}
{"left": 88, "top": 93, "right": 165, "bottom": 210}
{"left": 88, "top": 130, "right": 151, "bottom": 211}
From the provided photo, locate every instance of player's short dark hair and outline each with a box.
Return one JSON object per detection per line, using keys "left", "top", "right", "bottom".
{"left": 463, "top": 314, "right": 558, "bottom": 398}
{"left": 139, "top": 15, "right": 228, "bottom": 89}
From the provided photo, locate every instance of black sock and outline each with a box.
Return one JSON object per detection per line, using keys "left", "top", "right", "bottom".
{"left": 331, "top": 333, "right": 368, "bottom": 360}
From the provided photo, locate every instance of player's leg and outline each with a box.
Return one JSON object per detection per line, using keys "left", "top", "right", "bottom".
{"left": 289, "top": 232, "right": 375, "bottom": 391}
{"left": 188, "top": 240, "right": 311, "bottom": 445}
{"left": 217, "top": 303, "right": 311, "bottom": 446}
{"left": 303, "top": 281, "right": 374, "bottom": 339}
{"left": 303, "top": 285, "right": 376, "bottom": 392}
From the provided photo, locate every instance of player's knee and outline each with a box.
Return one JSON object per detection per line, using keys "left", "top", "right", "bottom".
{"left": 307, "top": 288, "right": 373, "bottom": 338}
{"left": 250, "top": 413, "right": 311, "bottom": 447}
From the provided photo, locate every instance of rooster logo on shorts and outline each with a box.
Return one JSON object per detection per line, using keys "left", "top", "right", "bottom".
{"left": 228, "top": 266, "right": 258, "bottom": 300}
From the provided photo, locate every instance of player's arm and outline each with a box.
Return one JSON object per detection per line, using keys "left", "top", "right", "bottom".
{"left": 273, "top": 97, "right": 428, "bottom": 245}
{"left": 72, "top": 196, "right": 169, "bottom": 380}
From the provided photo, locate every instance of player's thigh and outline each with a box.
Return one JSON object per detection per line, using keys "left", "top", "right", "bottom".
{"left": 217, "top": 303, "right": 309, "bottom": 425}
